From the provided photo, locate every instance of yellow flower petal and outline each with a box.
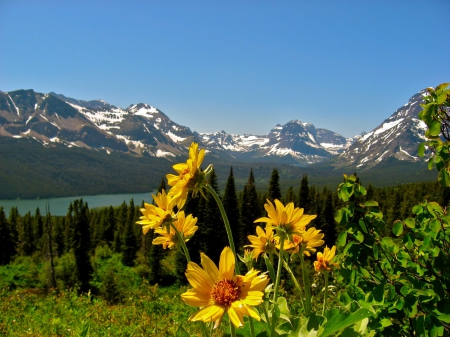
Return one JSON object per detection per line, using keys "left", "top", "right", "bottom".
{"left": 189, "top": 305, "right": 225, "bottom": 323}
{"left": 185, "top": 262, "right": 215, "bottom": 290}
{"left": 201, "top": 252, "right": 219, "bottom": 282}
{"left": 180, "top": 289, "right": 211, "bottom": 307}
{"left": 219, "top": 247, "right": 235, "bottom": 280}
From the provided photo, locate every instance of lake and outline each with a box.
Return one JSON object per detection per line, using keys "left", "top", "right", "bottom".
{"left": 0, "top": 191, "right": 155, "bottom": 216}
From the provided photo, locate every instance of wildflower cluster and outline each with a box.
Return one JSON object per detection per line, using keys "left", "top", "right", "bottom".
{"left": 137, "top": 141, "right": 340, "bottom": 336}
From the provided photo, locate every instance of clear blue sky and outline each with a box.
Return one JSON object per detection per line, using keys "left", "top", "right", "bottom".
{"left": 1, "top": 1, "right": 449, "bottom": 138}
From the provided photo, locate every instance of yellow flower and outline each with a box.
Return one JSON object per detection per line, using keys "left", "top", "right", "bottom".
{"left": 166, "top": 142, "right": 206, "bottom": 207}
{"left": 254, "top": 199, "right": 316, "bottom": 237}
{"left": 136, "top": 189, "right": 177, "bottom": 234}
{"left": 314, "top": 246, "right": 339, "bottom": 273}
{"left": 181, "top": 247, "right": 269, "bottom": 328}
{"left": 279, "top": 227, "right": 325, "bottom": 256}
{"left": 246, "top": 225, "right": 276, "bottom": 261}
{"left": 152, "top": 211, "right": 198, "bottom": 249}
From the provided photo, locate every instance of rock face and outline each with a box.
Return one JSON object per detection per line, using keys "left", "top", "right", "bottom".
{"left": 332, "top": 91, "right": 427, "bottom": 169}
{"left": 0, "top": 88, "right": 430, "bottom": 168}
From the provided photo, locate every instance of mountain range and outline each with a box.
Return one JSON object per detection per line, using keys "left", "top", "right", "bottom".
{"left": 0, "top": 88, "right": 428, "bottom": 169}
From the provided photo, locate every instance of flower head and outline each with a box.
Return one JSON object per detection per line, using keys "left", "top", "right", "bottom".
{"left": 152, "top": 211, "right": 198, "bottom": 249}
{"left": 314, "top": 246, "right": 339, "bottom": 273}
{"left": 166, "top": 142, "right": 207, "bottom": 208}
{"left": 136, "top": 189, "right": 177, "bottom": 234}
{"left": 278, "top": 227, "right": 325, "bottom": 256}
{"left": 254, "top": 199, "right": 316, "bottom": 238}
{"left": 246, "top": 225, "right": 276, "bottom": 261}
{"left": 181, "top": 247, "right": 269, "bottom": 328}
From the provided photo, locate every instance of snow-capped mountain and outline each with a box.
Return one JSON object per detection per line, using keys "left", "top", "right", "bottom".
{"left": 332, "top": 91, "right": 427, "bottom": 169}
{"left": 0, "top": 87, "right": 430, "bottom": 169}
{"left": 0, "top": 89, "right": 351, "bottom": 165}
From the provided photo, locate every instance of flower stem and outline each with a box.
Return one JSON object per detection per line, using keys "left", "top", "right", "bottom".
{"left": 205, "top": 184, "right": 240, "bottom": 274}
{"left": 282, "top": 258, "right": 306, "bottom": 314}
{"left": 322, "top": 271, "right": 329, "bottom": 316}
{"left": 299, "top": 252, "right": 312, "bottom": 316}
{"left": 270, "top": 234, "right": 285, "bottom": 337}
{"left": 230, "top": 319, "right": 237, "bottom": 337}
{"left": 170, "top": 222, "right": 191, "bottom": 262}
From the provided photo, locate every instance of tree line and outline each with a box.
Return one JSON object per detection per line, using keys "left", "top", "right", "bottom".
{"left": 0, "top": 167, "right": 447, "bottom": 296}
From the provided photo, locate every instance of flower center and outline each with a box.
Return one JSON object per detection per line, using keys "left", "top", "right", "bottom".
{"left": 211, "top": 279, "right": 240, "bottom": 307}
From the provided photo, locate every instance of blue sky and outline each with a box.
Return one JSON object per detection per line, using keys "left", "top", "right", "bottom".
{"left": 1, "top": 1, "right": 449, "bottom": 138}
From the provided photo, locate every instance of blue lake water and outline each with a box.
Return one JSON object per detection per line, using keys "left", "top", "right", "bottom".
{"left": 0, "top": 192, "right": 155, "bottom": 216}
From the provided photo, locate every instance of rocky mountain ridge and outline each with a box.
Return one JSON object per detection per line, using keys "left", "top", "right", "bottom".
{"left": 0, "top": 88, "right": 429, "bottom": 168}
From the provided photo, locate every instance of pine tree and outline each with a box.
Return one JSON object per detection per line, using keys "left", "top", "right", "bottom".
{"left": 268, "top": 168, "right": 282, "bottom": 203}
{"left": 298, "top": 174, "right": 310, "bottom": 211}
{"left": 222, "top": 167, "right": 241, "bottom": 250}
{"left": 122, "top": 199, "right": 139, "bottom": 266}
{"left": 240, "top": 169, "right": 261, "bottom": 247}
{"left": 44, "top": 205, "right": 57, "bottom": 289}
{"left": 33, "top": 208, "right": 44, "bottom": 252}
{"left": 0, "top": 207, "right": 15, "bottom": 265}
{"left": 113, "top": 202, "right": 128, "bottom": 253}
{"left": 318, "top": 188, "right": 337, "bottom": 247}
{"left": 18, "top": 212, "right": 34, "bottom": 256}
{"left": 284, "top": 186, "right": 298, "bottom": 205}
{"left": 69, "top": 199, "right": 93, "bottom": 293}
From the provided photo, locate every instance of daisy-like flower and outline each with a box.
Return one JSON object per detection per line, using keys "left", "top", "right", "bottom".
{"left": 278, "top": 227, "right": 325, "bottom": 256}
{"left": 246, "top": 225, "right": 276, "bottom": 261}
{"left": 166, "top": 142, "right": 207, "bottom": 208}
{"left": 136, "top": 189, "right": 177, "bottom": 234}
{"left": 181, "top": 247, "right": 269, "bottom": 328}
{"left": 152, "top": 211, "right": 198, "bottom": 249}
{"left": 254, "top": 199, "right": 317, "bottom": 237}
{"left": 314, "top": 246, "right": 339, "bottom": 273}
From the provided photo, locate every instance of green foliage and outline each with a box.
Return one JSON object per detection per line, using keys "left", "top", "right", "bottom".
{"left": 335, "top": 173, "right": 450, "bottom": 336}
{"left": 418, "top": 83, "right": 450, "bottom": 186}
{"left": 90, "top": 245, "right": 140, "bottom": 304}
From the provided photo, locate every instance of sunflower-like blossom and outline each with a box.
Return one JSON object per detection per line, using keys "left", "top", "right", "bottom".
{"left": 136, "top": 189, "right": 177, "bottom": 234}
{"left": 254, "top": 199, "right": 316, "bottom": 237}
{"left": 166, "top": 142, "right": 207, "bottom": 208}
{"left": 246, "top": 225, "right": 276, "bottom": 261}
{"left": 152, "top": 211, "right": 198, "bottom": 249}
{"left": 181, "top": 247, "right": 269, "bottom": 328}
{"left": 278, "top": 227, "right": 325, "bottom": 256}
{"left": 314, "top": 246, "right": 339, "bottom": 273}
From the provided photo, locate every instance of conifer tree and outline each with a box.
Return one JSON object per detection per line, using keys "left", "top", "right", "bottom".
{"left": 33, "top": 208, "right": 44, "bottom": 252}
{"left": 203, "top": 168, "right": 226, "bottom": 263}
{"left": 284, "top": 186, "right": 298, "bottom": 205}
{"left": 69, "top": 199, "right": 93, "bottom": 293}
{"left": 18, "top": 212, "right": 34, "bottom": 256}
{"left": 222, "top": 167, "right": 241, "bottom": 250}
{"left": 53, "top": 217, "right": 65, "bottom": 257}
{"left": 8, "top": 207, "right": 19, "bottom": 254}
{"left": 240, "top": 169, "right": 261, "bottom": 247}
{"left": 122, "top": 199, "right": 139, "bottom": 266}
{"left": 113, "top": 202, "right": 128, "bottom": 253}
{"left": 268, "top": 168, "right": 282, "bottom": 203}
{"left": 44, "top": 205, "right": 57, "bottom": 289}
{"left": 318, "top": 188, "right": 337, "bottom": 247}
{"left": 298, "top": 174, "right": 310, "bottom": 211}
{"left": 0, "top": 207, "right": 15, "bottom": 265}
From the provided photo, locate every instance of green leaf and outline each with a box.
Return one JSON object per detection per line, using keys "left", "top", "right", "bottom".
{"left": 429, "top": 120, "right": 442, "bottom": 137}
{"left": 363, "top": 200, "right": 378, "bottom": 207}
{"left": 437, "top": 92, "right": 447, "bottom": 104}
{"left": 404, "top": 218, "right": 415, "bottom": 229}
{"left": 319, "top": 305, "right": 374, "bottom": 337}
{"left": 418, "top": 142, "right": 425, "bottom": 157}
{"left": 354, "top": 231, "right": 364, "bottom": 243}
{"left": 429, "top": 218, "right": 441, "bottom": 234}
{"left": 264, "top": 254, "right": 276, "bottom": 283}
{"left": 438, "top": 168, "right": 450, "bottom": 187}
{"left": 373, "top": 243, "right": 379, "bottom": 260}
{"left": 337, "top": 231, "right": 347, "bottom": 248}
{"left": 392, "top": 221, "right": 404, "bottom": 236}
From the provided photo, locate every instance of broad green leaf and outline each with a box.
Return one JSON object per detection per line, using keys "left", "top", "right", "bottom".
{"left": 429, "top": 120, "right": 442, "bottom": 137}
{"left": 437, "top": 92, "right": 447, "bottom": 104}
{"left": 319, "top": 305, "right": 374, "bottom": 337}
{"left": 418, "top": 142, "right": 425, "bottom": 157}
{"left": 435, "top": 82, "right": 450, "bottom": 93}
{"left": 404, "top": 218, "right": 415, "bottom": 228}
{"left": 429, "top": 218, "right": 441, "bottom": 234}
{"left": 264, "top": 254, "right": 276, "bottom": 283}
{"left": 354, "top": 231, "right": 364, "bottom": 243}
{"left": 373, "top": 243, "right": 379, "bottom": 260}
{"left": 392, "top": 221, "right": 403, "bottom": 236}
{"left": 337, "top": 231, "right": 347, "bottom": 248}
{"left": 363, "top": 200, "right": 378, "bottom": 207}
